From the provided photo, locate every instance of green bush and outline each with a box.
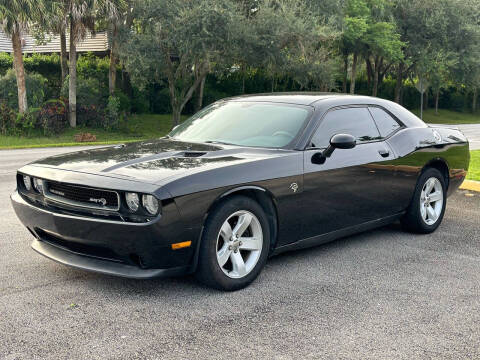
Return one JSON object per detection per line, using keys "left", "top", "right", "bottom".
{"left": 24, "top": 53, "right": 61, "bottom": 98}
{"left": 114, "top": 89, "right": 131, "bottom": 113}
{"left": 37, "top": 99, "right": 68, "bottom": 135}
{"left": 104, "top": 95, "right": 122, "bottom": 130}
{"left": 77, "top": 52, "right": 109, "bottom": 85}
{"left": 0, "top": 53, "right": 13, "bottom": 76}
{"left": 0, "top": 69, "right": 47, "bottom": 110}
{"left": 0, "top": 102, "right": 16, "bottom": 135}
{"left": 60, "top": 74, "right": 108, "bottom": 108}
{"left": 130, "top": 87, "right": 151, "bottom": 113}
{"left": 15, "top": 110, "right": 38, "bottom": 136}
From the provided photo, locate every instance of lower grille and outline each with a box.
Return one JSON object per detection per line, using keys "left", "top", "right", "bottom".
{"left": 35, "top": 228, "right": 122, "bottom": 263}
{"left": 45, "top": 181, "right": 120, "bottom": 211}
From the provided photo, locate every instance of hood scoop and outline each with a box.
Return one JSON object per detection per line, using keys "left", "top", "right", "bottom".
{"left": 181, "top": 151, "right": 207, "bottom": 158}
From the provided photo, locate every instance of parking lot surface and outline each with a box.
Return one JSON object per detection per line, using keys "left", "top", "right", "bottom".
{"left": 1, "top": 147, "right": 479, "bottom": 360}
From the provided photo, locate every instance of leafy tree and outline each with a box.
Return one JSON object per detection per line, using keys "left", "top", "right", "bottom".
{"left": 32, "top": 0, "right": 69, "bottom": 85}
{"left": 0, "top": 0, "right": 43, "bottom": 113}
{"left": 119, "top": 0, "right": 244, "bottom": 126}
{"left": 391, "top": 0, "right": 458, "bottom": 104}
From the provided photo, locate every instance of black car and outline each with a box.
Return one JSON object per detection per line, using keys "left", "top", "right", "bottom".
{"left": 11, "top": 93, "right": 469, "bottom": 290}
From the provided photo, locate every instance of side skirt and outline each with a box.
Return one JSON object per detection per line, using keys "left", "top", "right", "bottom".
{"left": 271, "top": 212, "right": 405, "bottom": 256}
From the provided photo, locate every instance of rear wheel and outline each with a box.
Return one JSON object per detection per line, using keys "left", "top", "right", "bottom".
{"left": 195, "top": 196, "right": 270, "bottom": 291}
{"left": 401, "top": 168, "right": 446, "bottom": 233}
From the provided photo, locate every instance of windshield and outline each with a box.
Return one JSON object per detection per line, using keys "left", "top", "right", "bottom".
{"left": 169, "top": 101, "right": 311, "bottom": 148}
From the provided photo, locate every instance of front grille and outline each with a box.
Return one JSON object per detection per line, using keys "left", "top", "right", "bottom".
{"left": 45, "top": 181, "right": 120, "bottom": 211}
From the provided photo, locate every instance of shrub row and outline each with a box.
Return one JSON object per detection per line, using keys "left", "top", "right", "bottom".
{"left": 0, "top": 52, "right": 476, "bottom": 118}
{"left": 0, "top": 96, "right": 125, "bottom": 137}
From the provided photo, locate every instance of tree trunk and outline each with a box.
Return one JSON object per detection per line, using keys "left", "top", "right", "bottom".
{"left": 172, "top": 108, "right": 181, "bottom": 127}
{"left": 60, "top": 29, "right": 68, "bottom": 85}
{"left": 109, "top": 50, "right": 117, "bottom": 95}
{"left": 350, "top": 52, "right": 358, "bottom": 95}
{"left": 473, "top": 88, "right": 478, "bottom": 113}
{"left": 69, "top": 21, "right": 77, "bottom": 127}
{"left": 11, "top": 31, "right": 27, "bottom": 113}
{"left": 109, "top": 24, "right": 118, "bottom": 95}
{"left": 394, "top": 62, "right": 404, "bottom": 104}
{"left": 342, "top": 54, "right": 348, "bottom": 93}
{"left": 435, "top": 90, "right": 439, "bottom": 114}
{"left": 195, "top": 75, "right": 206, "bottom": 112}
{"left": 424, "top": 91, "right": 428, "bottom": 110}
{"left": 366, "top": 57, "right": 373, "bottom": 92}
{"left": 372, "top": 57, "right": 379, "bottom": 97}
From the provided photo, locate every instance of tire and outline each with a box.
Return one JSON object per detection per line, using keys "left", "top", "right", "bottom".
{"left": 401, "top": 168, "right": 447, "bottom": 234}
{"left": 195, "top": 195, "right": 270, "bottom": 291}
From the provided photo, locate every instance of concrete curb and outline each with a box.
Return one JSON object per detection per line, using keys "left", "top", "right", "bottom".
{"left": 460, "top": 180, "right": 480, "bottom": 193}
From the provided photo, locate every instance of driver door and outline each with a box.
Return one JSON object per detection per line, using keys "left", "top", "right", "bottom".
{"left": 293, "top": 106, "right": 398, "bottom": 242}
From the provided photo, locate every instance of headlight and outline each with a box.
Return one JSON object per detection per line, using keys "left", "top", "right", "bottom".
{"left": 23, "top": 175, "right": 32, "bottom": 191}
{"left": 142, "top": 194, "right": 159, "bottom": 215}
{"left": 33, "top": 178, "right": 44, "bottom": 194}
{"left": 125, "top": 192, "right": 140, "bottom": 212}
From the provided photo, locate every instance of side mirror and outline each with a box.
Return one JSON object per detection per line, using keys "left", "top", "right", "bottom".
{"left": 311, "top": 133, "right": 356, "bottom": 164}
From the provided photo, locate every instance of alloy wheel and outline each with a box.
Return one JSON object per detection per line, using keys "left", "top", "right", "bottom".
{"left": 216, "top": 210, "right": 263, "bottom": 279}
{"left": 419, "top": 177, "right": 444, "bottom": 225}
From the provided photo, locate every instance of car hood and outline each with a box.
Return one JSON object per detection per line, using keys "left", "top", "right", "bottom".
{"left": 28, "top": 138, "right": 292, "bottom": 185}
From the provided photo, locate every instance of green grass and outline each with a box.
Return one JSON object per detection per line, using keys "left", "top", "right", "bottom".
{"left": 0, "top": 114, "right": 184, "bottom": 149}
{"left": 467, "top": 150, "right": 480, "bottom": 181}
{"left": 412, "top": 109, "right": 480, "bottom": 124}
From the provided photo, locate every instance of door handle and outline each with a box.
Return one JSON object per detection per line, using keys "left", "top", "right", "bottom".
{"left": 378, "top": 149, "right": 390, "bottom": 158}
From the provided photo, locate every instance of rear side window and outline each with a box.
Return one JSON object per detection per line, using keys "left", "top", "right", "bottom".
{"left": 369, "top": 107, "right": 401, "bottom": 137}
{"left": 311, "top": 107, "right": 381, "bottom": 148}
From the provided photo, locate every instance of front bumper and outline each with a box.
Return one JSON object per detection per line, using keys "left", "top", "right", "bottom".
{"left": 11, "top": 191, "right": 194, "bottom": 278}
{"left": 31, "top": 239, "right": 187, "bottom": 279}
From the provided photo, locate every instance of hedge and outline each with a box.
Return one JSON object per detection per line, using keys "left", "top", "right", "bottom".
{"left": 0, "top": 52, "right": 476, "bottom": 115}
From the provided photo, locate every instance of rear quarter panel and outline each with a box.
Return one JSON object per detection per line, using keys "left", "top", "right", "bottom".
{"left": 386, "top": 127, "right": 469, "bottom": 205}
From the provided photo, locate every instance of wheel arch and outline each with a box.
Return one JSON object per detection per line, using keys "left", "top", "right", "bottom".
{"left": 217, "top": 186, "right": 279, "bottom": 253}
{"left": 423, "top": 158, "right": 450, "bottom": 190}
{"left": 191, "top": 186, "right": 279, "bottom": 272}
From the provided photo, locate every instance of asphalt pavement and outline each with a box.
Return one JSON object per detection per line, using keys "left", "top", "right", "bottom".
{"left": 1, "top": 147, "right": 480, "bottom": 360}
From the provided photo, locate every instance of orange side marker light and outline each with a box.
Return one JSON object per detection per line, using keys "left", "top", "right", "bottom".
{"left": 171, "top": 241, "right": 192, "bottom": 250}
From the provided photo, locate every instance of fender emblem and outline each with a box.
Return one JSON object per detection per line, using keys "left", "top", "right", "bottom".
{"left": 290, "top": 183, "right": 299, "bottom": 193}
{"left": 89, "top": 197, "right": 107, "bottom": 206}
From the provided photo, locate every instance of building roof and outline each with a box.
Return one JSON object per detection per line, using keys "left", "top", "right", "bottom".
{"left": 0, "top": 30, "right": 109, "bottom": 54}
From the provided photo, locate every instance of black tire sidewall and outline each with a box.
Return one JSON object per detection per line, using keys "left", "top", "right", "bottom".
{"left": 196, "top": 196, "right": 270, "bottom": 291}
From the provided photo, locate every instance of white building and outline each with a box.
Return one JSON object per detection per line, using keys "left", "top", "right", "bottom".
{"left": 0, "top": 30, "right": 109, "bottom": 54}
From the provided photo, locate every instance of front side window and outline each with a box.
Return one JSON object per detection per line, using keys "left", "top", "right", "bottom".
{"left": 369, "top": 107, "right": 401, "bottom": 137}
{"left": 169, "top": 101, "right": 312, "bottom": 148}
{"left": 311, "top": 107, "right": 381, "bottom": 148}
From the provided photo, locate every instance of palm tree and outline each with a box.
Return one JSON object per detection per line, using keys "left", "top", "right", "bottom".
{"left": 65, "top": 0, "right": 123, "bottom": 127}
{"left": 0, "top": 0, "right": 42, "bottom": 113}
{"left": 44, "top": 0, "right": 69, "bottom": 84}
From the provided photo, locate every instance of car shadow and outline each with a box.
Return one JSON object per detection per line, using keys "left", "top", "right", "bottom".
{"left": 61, "top": 222, "right": 403, "bottom": 297}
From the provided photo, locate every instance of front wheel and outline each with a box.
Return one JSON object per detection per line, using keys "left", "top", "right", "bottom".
{"left": 195, "top": 196, "right": 270, "bottom": 291}
{"left": 401, "top": 168, "right": 446, "bottom": 234}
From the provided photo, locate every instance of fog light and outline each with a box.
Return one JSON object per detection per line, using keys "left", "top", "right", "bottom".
{"left": 125, "top": 192, "right": 140, "bottom": 212}
{"left": 23, "top": 175, "right": 32, "bottom": 191}
{"left": 142, "top": 194, "right": 159, "bottom": 215}
{"left": 33, "top": 178, "right": 44, "bottom": 194}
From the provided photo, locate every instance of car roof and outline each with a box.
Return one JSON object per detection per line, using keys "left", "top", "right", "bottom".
{"left": 225, "top": 92, "right": 426, "bottom": 128}
{"left": 227, "top": 92, "right": 343, "bottom": 105}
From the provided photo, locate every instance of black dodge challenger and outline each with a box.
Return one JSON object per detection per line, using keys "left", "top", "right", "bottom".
{"left": 11, "top": 93, "right": 469, "bottom": 290}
